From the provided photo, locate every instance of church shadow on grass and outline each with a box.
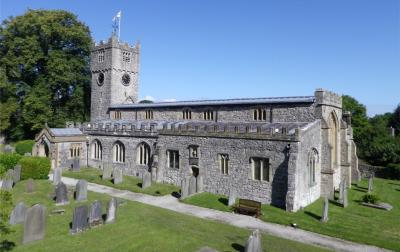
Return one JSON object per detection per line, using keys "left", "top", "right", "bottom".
{"left": 218, "top": 197, "right": 228, "bottom": 206}
{"left": 0, "top": 240, "right": 15, "bottom": 252}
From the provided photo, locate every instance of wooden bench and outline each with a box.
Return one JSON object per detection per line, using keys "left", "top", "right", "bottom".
{"left": 235, "top": 199, "right": 262, "bottom": 218}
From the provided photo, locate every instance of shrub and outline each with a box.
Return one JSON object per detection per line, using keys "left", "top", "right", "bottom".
{"left": 362, "top": 193, "right": 380, "bottom": 204}
{"left": 15, "top": 140, "right": 35, "bottom": 155}
{"left": 0, "top": 153, "right": 22, "bottom": 171}
{"left": 0, "top": 190, "right": 13, "bottom": 236}
{"left": 19, "top": 156, "right": 51, "bottom": 180}
{"left": 376, "top": 163, "right": 400, "bottom": 180}
{"left": 0, "top": 164, "right": 6, "bottom": 177}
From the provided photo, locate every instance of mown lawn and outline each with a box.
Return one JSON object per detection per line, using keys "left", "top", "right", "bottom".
{"left": 63, "top": 167, "right": 179, "bottom": 196}
{"left": 1, "top": 180, "right": 329, "bottom": 252}
{"left": 182, "top": 178, "right": 400, "bottom": 251}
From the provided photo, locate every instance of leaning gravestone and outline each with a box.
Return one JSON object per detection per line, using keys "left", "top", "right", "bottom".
{"left": 9, "top": 202, "right": 27, "bottom": 225}
{"left": 23, "top": 204, "right": 46, "bottom": 244}
{"left": 180, "top": 177, "right": 189, "bottom": 199}
{"left": 72, "top": 158, "right": 80, "bottom": 172}
{"left": 70, "top": 205, "right": 89, "bottom": 234}
{"left": 113, "top": 168, "right": 123, "bottom": 184}
{"left": 321, "top": 197, "right": 329, "bottom": 223}
{"left": 102, "top": 164, "right": 112, "bottom": 180}
{"left": 244, "top": 229, "right": 262, "bottom": 252}
{"left": 196, "top": 175, "right": 204, "bottom": 193}
{"left": 105, "top": 198, "right": 117, "bottom": 224}
{"left": 75, "top": 180, "right": 87, "bottom": 202}
{"left": 368, "top": 176, "right": 373, "bottom": 193}
{"left": 189, "top": 175, "right": 197, "bottom": 195}
{"left": 26, "top": 178, "right": 35, "bottom": 193}
{"left": 55, "top": 182, "right": 69, "bottom": 205}
{"left": 53, "top": 167, "right": 62, "bottom": 185}
{"left": 89, "top": 200, "right": 103, "bottom": 227}
{"left": 13, "top": 164, "right": 21, "bottom": 183}
{"left": 142, "top": 172, "right": 152, "bottom": 189}
{"left": 228, "top": 189, "right": 237, "bottom": 206}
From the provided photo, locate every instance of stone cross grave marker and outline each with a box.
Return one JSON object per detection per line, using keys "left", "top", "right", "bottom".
{"left": 70, "top": 205, "right": 89, "bottom": 234}
{"left": 105, "top": 198, "right": 117, "bottom": 224}
{"left": 55, "top": 182, "right": 69, "bottom": 205}
{"left": 102, "top": 164, "right": 112, "bottom": 180}
{"left": 368, "top": 176, "right": 373, "bottom": 193}
{"left": 9, "top": 202, "right": 27, "bottom": 225}
{"left": 244, "top": 229, "right": 262, "bottom": 252}
{"left": 53, "top": 167, "right": 62, "bottom": 185}
{"left": 13, "top": 164, "right": 21, "bottom": 183}
{"left": 142, "top": 172, "right": 152, "bottom": 189}
{"left": 72, "top": 158, "right": 80, "bottom": 172}
{"left": 321, "top": 197, "right": 329, "bottom": 223}
{"left": 113, "top": 168, "right": 123, "bottom": 184}
{"left": 75, "top": 180, "right": 87, "bottom": 202}
{"left": 89, "top": 200, "right": 103, "bottom": 227}
{"left": 23, "top": 204, "right": 46, "bottom": 244}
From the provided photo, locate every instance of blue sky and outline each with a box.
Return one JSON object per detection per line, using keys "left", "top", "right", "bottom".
{"left": 1, "top": 0, "right": 399, "bottom": 116}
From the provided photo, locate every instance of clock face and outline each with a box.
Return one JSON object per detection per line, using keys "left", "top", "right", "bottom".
{"left": 97, "top": 72, "right": 105, "bottom": 86}
{"left": 122, "top": 73, "right": 131, "bottom": 86}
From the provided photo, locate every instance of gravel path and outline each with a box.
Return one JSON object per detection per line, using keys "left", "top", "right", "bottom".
{"left": 57, "top": 176, "right": 390, "bottom": 252}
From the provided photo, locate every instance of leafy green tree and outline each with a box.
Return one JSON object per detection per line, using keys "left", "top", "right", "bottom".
{"left": 390, "top": 105, "right": 400, "bottom": 136}
{"left": 342, "top": 95, "right": 369, "bottom": 138}
{"left": 0, "top": 9, "right": 92, "bottom": 140}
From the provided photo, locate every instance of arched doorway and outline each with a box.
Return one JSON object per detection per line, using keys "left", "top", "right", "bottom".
{"left": 328, "top": 112, "right": 338, "bottom": 170}
{"left": 191, "top": 166, "right": 199, "bottom": 177}
{"left": 37, "top": 140, "right": 49, "bottom": 157}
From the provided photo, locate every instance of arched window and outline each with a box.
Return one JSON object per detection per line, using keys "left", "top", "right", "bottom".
{"left": 251, "top": 157, "right": 270, "bottom": 181}
{"left": 145, "top": 110, "right": 153, "bottom": 119}
{"left": 203, "top": 110, "right": 214, "bottom": 121}
{"left": 69, "top": 144, "right": 82, "bottom": 159}
{"left": 183, "top": 109, "right": 192, "bottom": 120}
{"left": 253, "top": 108, "right": 267, "bottom": 121}
{"left": 308, "top": 149, "right": 319, "bottom": 186}
{"left": 113, "top": 141, "right": 125, "bottom": 163}
{"left": 91, "top": 140, "right": 102, "bottom": 160}
{"left": 137, "top": 142, "right": 151, "bottom": 165}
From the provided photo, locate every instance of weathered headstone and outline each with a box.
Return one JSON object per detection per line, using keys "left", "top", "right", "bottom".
{"left": 13, "top": 164, "right": 21, "bottom": 183}
{"left": 102, "top": 164, "right": 112, "bottom": 180}
{"left": 1, "top": 178, "right": 13, "bottom": 190}
{"left": 189, "top": 175, "right": 197, "bottom": 195}
{"left": 9, "top": 202, "right": 27, "bottom": 225}
{"left": 321, "top": 197, "right": 329, "bottom": 223}
{"left": 89, "top": 200, "right": 103, "bottom": 227}
{"left": 228, "top": 189, "right": 237, "bottom": 206}
{"left": 180, "top": 177, "right": 189, "bottom": 199}
{"left": 142, "top": 172, "right": 151, "bottom": 189}
{"left": 368, "top": 176, "right": 373, "bottom": 193}
{"left": 105, "top": 198, "right": 117, "bottom": 224}
{"left": 53, "top": 167, "right": 62, "bottom": 185}
{"left": 196, "top": 175, "right": 204, "bottom": 193}
{"left": 72, "top": 158, "right": 80, "bottom": 172}
{"left": 3, "top": 145, "right": 13, "bottom": 153}
{"left": 55, "top": 182, "right": 69, "bottom": 205}
{"left": 244, "top": 229, "right": 262, "bottom": 252}
{"left": 26, "top": 178, "right": 35, "bottom": 193}
{"left": 343, "top": 186, "right": 348, "bottom": 208}
{"left": 23, "top": 204, "right": 46, "bottom": 244}
{"left": 338, "top": 179, "right": 344, "bottom": 203}
{"left": 70, "top": 205, "right": 89, "bottom": 234}
{"left": 75, "top": 180, "right": 87, "bottom": 202}
{"left": 113, "top": 168, "right": 123, "bottom": 184}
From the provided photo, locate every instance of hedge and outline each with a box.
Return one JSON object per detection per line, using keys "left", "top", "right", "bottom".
{"left": 376, "top": 163, "right": 400, "bottom": 180}
{"left": 0, "top": 153, "right": 22, "bottom": 171}
{"left": 19, "top": 156, "right": 51, "bottom": 180}
{"left": 15, "top": 140, "right": 35, "bottom": 155}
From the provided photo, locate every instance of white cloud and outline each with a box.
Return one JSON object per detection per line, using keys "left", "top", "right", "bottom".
{"left": 140, "top": 95, "right": 155, "bottom": 102}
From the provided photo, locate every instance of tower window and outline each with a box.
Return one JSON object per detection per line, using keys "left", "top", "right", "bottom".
{"left": 167, "top": 150, "right": 180, "bottom": 169}
{"left": 251, "top": 157, "right": 270, "bottom": 181}
{"left": 189, "top": 145, "right": 199, "bottom": 158}
{"left": 98, "top": 50, "right": 105, "bottom": 62}
{"left": 183, "top": 109, "right": 192, "bottom": 120}
{"left": 253, "top": 108, "right": 267, "bottom": 121}
{"left": 219, "top": 154, "right": 229, "bottom": 175}
{"left": 122, "top": 51, "right": 131, "bottom": 62}
{"left": 203, "top": 110, "right": 214, "bottom": 121}
{"left": 113, "top": 111, "right": 122, "bottom": 120}
{"left": 145, "top": 110, "right": 153, "bottom": 119}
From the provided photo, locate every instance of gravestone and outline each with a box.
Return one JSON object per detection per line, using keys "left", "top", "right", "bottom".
{"left": 343, "top": 186, "right": 348, "bottom": 208}
{"left": 26, "top": 178, "right": 35, "bottom": 193}
{"left": 89, "top": 200, "right": 103, "bottom": 227}
{"left": 368, "top": 176, "right": 373, "bottom": 193}
{"left": 3, "top": 145, "right": 13, "bottom": 153}
{"left": 1, "top": 178, "right": 13, "bottom": 190}
{"left": 75, "top": 180, "right": 87, "bottom": 202}
{"left": 321, "top": 197, "right": 329, "bottom": 223}
{"left": 338, "top": 179, "right": 344, "bottom": 203}
{"left": 142, "top": 172, "right": 152, "bottom": 189}
{"left": 23, "top": 204, "right": 46, "bottom": 244}
{"left": 13, "top": 164, "right": 21, "bottom": 183}
{"left": 228, "top": 189, "right": 237, "bottom": 206}
{"left": 53, "top": 167, "right": 62, "bottom": 185}
{"left": 55, "top": 182, "right": 69, "bottom": 205}
{"left": 72, "top": 158, "right": 80, "bottom": 172}
{"left": 180, "top": 177, "right": 189, "bottom": 199}
{"left": 102, "top": 164, "right": 112, "bottom": 180}
{"left": 105, "top": 198, "right": 117, "bottom": 224}
{"left": 113, "top": 168, "right": 123, "bottom": 184}
{"left": 9, "top": 202, "right": 27, "bottom": 225}
{"left": 244, "top": 229, "right": 262, "bottom": 252}
{"left": 24, "top": 152, "right": 32, "bottom": 156}
{"left": 189, "top": 176, "right": 197, "bottom": 195}
{"left": 196, "top": 175, "right": 204, "bottom": 193}
{"left": 70, "top": 205, "right": 89, "bottom": 234}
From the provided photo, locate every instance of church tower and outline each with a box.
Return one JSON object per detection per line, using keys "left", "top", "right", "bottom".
{"left": 90, "top": 35, "right": 140, "bottom": 121}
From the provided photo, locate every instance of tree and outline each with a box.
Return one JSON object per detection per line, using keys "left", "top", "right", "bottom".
{"left": 390, "top": 105, "right": 400, "bottom": 136}
{"left": 0, "top": 9, "right": 92, "bottom": 140}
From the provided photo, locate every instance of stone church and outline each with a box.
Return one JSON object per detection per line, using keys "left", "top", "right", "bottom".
{"left": 33, "top": 34, "right": 360, "bottom": 212}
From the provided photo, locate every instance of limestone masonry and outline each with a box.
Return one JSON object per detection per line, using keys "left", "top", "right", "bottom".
{"left": 33, "top": 35, "right": 360, "bottom": 212}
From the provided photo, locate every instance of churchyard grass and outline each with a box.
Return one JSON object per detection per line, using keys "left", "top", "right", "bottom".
{"left": 63, "top": 167, "right": 178, "bottom": 196}
{"left": 2, "top": 180, "right": 330, "bottom": 252}
{"left": 182, "top": 178, "right": 400, "bottom": 251}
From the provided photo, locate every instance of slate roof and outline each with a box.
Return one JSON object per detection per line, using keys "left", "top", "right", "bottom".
{"left": 110, "top": 96, "right": 315, "bottom": 109}
{"left": 49, "top": 128, "right": 83, "bottom": 136}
